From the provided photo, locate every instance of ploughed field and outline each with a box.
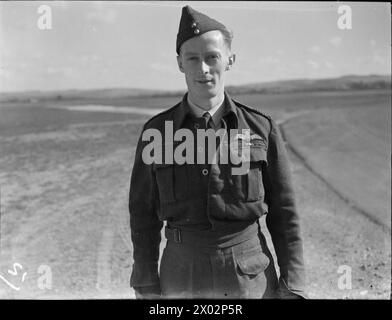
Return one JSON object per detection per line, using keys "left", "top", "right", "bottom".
{"left": 0, "top": 89, "right": 390, "bottom": 298}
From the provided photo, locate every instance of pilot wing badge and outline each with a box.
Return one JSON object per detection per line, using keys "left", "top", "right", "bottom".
{"left": 249, "top": 134, "right": 266, "bottom": 148}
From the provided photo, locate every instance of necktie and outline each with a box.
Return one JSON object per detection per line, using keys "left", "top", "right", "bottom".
{"left": 201, "top": 112, "right": 218, "bottom": 164}
{"left": 202, "top": 112, "right": 213, "bottom": 129}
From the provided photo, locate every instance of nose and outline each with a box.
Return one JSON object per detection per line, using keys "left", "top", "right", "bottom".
{"left": 199, "top": 60, "right": 209, "bottom": 74}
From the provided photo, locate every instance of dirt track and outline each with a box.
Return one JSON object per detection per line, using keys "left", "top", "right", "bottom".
{"left": 280, "top": 143, "right": 390, "bottom": 299}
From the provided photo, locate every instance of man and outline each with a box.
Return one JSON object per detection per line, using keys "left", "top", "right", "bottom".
{"left": 129, "top": 5, "right": 306, "bottom": 299}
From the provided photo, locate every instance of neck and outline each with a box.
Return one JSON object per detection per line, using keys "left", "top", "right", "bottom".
{"left": 188, "top": 91, "right": 225, "bottom": 111}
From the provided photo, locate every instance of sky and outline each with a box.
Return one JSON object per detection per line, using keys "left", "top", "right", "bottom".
{"left": 0, "top": 1, "right": 390, "bottom": 92}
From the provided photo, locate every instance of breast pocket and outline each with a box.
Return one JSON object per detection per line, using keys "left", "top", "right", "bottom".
{"left": 154, "top": 163, "right": 188, "bottom": 204}
{"left": 230, "top": 146, "right": 267, "bottom": 201}
{"left": 246, "top": 147, "right": 267, "bottom": 201}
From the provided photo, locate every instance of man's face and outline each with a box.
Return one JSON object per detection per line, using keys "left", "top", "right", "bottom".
{"left": 177, "top": 30, "right": 235, "bottom": 101}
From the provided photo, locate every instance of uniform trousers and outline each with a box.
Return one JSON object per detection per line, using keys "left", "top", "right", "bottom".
{"left": 159, "top": 221, "right": 279, "bottom": 299}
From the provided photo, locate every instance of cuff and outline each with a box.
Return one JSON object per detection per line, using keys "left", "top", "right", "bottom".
{"left": 134, "top": 284, "right": 161, "bottom": 299}
{"left": 130, "top": 262, "right": 159, "bottom": 287}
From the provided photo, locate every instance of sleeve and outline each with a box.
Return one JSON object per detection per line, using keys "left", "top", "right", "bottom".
{"left": 129, "top": 125, "right": 163, "bottom": 288}
{"left": 264, "top": 119, "right": 307, "bottom": 299}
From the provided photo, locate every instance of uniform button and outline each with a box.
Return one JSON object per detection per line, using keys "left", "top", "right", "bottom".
{"left": 194, "top": 123, "right": 200, "bottom": 129}
{"left": 191, "top": 22, "right": 197, "bottom": 28}
{"left": 194, "top": 28, "right": 200, "bottom": 34}
{"left": 202, "top": 168, "right": 209, "bottom": 176}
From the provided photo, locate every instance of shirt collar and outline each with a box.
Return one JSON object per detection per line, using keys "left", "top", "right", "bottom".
{"left": 172, "top": 91, "right": 240, "bottom": 132}
{"left": 186, "top": 94, "right": 224, "bottom": 124}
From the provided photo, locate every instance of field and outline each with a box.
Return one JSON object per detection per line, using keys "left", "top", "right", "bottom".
{"left": 0, "top": 89, "right": 390, "bottom": 299}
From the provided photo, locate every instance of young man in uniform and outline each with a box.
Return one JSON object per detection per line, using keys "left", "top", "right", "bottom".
{"left": 129, "top": 5, "right": 306, "bottom": 299}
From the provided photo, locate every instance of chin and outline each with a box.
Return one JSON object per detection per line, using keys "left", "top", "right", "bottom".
{"left": 195, "top": 87, "right": 219, "bottom": 98}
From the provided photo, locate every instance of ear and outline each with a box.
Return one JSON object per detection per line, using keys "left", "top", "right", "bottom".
{"left": 226, "top": 53, "right": 236, "bottom": 71}
{"left": 176, "top": 55, "right": 184, "bottom": 73}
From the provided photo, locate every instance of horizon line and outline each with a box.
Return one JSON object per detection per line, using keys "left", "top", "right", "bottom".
{"left": 0, "top": 73, "right": 390, "bottom": 95}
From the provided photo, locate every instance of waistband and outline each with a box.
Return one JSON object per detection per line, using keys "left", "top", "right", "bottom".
{"left": 164, "top": 221, "right": 259, "bottom": 248}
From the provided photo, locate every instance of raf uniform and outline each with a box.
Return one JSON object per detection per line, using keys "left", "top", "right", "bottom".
{"left": 129, "top": 6, "right": 306, "bottom": 299}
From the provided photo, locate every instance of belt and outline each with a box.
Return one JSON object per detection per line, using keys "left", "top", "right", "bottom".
{"left": 164, "top": 222, "right": 259, "bottom": 248}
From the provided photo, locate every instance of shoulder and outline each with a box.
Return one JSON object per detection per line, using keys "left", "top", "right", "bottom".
{"left": 233, "top": 99, "right": 272, "bottom": 120}
{"left": 232, "top": 98, "right": 274, "bottom": 129}
{"left": 143, "top": 101, "right": 182, "bottom": 129}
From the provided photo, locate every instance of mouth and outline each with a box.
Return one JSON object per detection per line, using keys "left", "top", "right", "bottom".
{"left": 196, "top": 79, "right": 214, "bottom": 85}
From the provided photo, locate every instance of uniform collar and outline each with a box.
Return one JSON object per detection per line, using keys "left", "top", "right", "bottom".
{"left": 172, "top": 91, "right": 240, "bottom": 132}
{"left": 222, "top": 91, "right": 240, "bottom": 129}
{"left": 187, "top": 95, "right": 225, "bottom": 127}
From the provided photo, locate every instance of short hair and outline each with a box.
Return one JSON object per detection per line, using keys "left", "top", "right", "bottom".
{"left": 220, "top": 28, "right": 234, "bottom": 51}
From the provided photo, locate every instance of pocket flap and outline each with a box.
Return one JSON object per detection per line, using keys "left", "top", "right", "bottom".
{"left": 230, "top": 146, "right": 267, "bottom": 164}
{"left": 153, "top": 162, "right": 174, "bottom": 169}
{"left": 236, "top": 252, "right": 270, "bottom": 276}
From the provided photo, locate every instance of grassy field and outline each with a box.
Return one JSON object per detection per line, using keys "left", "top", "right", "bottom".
{"left": 0, "top": 89, "right": 390, "bottom": 298}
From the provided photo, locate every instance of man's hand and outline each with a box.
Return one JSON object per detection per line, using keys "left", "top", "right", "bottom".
{"left": 134, "top": 284, "right": 161, "bottom": 299}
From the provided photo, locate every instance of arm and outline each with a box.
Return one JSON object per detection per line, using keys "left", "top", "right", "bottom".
{"left": 264, "top": 119, "right": 307, "bottom": 299}
{"left": 129, "top": 126, "right": 163, "bottom": 298}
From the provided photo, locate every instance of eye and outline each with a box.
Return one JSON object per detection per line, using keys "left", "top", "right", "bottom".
{"left": 207, "top": 54, "right": 219, "bottom": 60}
{"left": 187, "top": 56, "right": 198, "bottom": 61}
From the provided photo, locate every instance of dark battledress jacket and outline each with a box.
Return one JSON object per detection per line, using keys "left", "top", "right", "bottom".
{"left": 129, "top": 92, "right": 306, "bottom": 298}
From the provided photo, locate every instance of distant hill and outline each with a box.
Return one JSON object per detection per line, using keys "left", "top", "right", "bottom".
{"left": 0, "top": 74, "right": 390, "bottom": 103}
{"left": 0, "top": 88, "right": 167, "bottom": 103}
{"left": 225, "top": 74, "right": 391, "bottom": 95}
